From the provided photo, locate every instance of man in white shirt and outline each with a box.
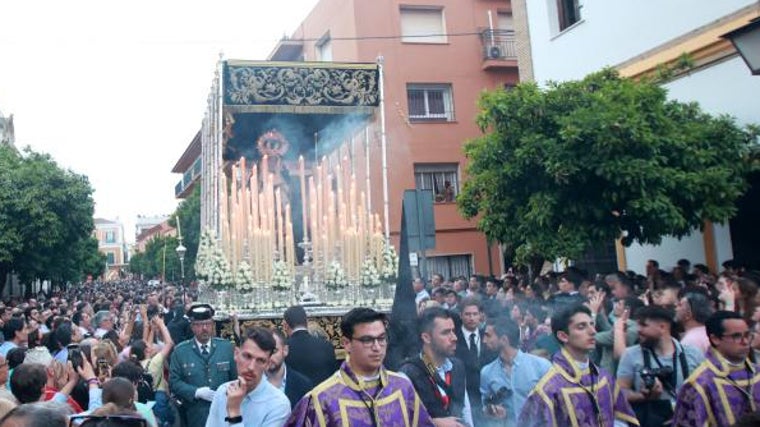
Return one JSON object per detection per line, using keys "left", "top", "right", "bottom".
{"left": 207, "top": 327, "right": 291, "bottom": 427}
{"left": 413, "top": 278, "right": 430, "bottom": 306}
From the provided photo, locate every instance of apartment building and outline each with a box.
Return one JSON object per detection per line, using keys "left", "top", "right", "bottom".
{"left": 267, "top": 0, "right": 519, "bottom": 279}
{"left": 94, "top": 218, "right": 128, "bottom": 280}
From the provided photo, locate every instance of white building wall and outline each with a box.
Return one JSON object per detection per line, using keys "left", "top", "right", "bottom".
{"left": 526, "top": 0, "right": 756, "bottom": 84}
{"left": 625, "top": 56, "right": 760, "bottom": 274}
{"left": 525, "top": 1, "right": 759, "bottom": 274}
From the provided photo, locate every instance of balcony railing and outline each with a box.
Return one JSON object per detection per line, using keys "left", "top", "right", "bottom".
{"left": 175, "top": 156, "right": 202, "bottom": 198}
{"left": 480, "top": 29, "right": 517, "bottom": 61}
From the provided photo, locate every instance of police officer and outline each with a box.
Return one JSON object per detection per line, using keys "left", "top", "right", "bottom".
{"left": 169, "top": 304, "right": 236, "bottom": 427}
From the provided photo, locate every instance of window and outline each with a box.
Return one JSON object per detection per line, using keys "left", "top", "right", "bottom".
{"left": 106, "top": 252, "right": 115, "bottom": 265}
{"left": 400, "top": 7, "right": 446, "bottom": 43}
{"left": 427, "top": 254, "right": 472, "bottom": 282}
{"left": 105, "top": 231, "right": 116, "bottom": 243}
{"left": 407, "top": 84, "right": 454, "bottom": 121}
{"left": 557, "top": 0, "right": 581, "bottom": 31}
{"left": 316, "top": 33, "right": 332, "bottom": 61}
{"left": 497, "top": 12, "right": 513, "bottom": 31}
{"left": 414, "top": 163, "right": 458, "bottom": 203}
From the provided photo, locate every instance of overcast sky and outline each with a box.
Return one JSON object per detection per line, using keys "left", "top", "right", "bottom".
{"left": 0, "top": 0, "right": 319, "bottom": 242}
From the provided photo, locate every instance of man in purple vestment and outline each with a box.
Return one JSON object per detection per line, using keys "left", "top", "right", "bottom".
{"left": 284, "top": 307, "right": 434, "bottom": 427}
{"left": 518, "top": 304, "right": 639, "bottom": 427}
{"left": 673, "top": 311, "right": 760, "bottom": 426}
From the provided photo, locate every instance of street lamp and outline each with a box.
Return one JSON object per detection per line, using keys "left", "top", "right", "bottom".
{"left": 722, "top": 18, "right": 760, "bottom": 75}
{"left": 176, "top": 242, "right": 186, "bottom": 282}
{"left": 175, "top": 214, "right": 186, "bottom": 283}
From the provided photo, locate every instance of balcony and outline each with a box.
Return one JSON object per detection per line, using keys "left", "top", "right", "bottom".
{"left": 480, "top": 29, "right": 518, "bottom": 71}
{"left": 175, "top": 156, "right": 202, "bottom": 198}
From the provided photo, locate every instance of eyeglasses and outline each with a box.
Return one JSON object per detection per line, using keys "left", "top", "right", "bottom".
{"left": 69, "top": 414, "right": 148, "bottom": 427}
{"left": 720, "top": 331, "right": 755, "bottom": 343}
{"left": 352, "top": 335, "right": 388, "bottom": 347}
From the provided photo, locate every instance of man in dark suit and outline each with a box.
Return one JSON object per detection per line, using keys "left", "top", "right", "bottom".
{"left": 268, "top": 328, "right": 313, "bottom": 408}
{"left": 454, "top": 297, "right": 497, "bottom": 424}
{"left": 283, "top": 305, "right": 338, "bottom": 385}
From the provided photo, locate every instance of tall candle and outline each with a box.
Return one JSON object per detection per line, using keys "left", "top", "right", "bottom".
{"left": 275, "top": 188, "right": 284, "bottom": 260}
{"left": 299, "top": 156, "right": 308, "bottom": 241}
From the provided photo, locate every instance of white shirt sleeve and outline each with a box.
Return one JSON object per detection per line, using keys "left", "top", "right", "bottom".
{"left": 461, "top": 389, "right": 474, "bottom": 427}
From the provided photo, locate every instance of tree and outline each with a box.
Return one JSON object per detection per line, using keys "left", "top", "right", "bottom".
{"left": 128, "top": 186, "right": 200, "bottom": 283}
{"left": 169, "top": 185, "right": 200, "bottom": 280}
{"left": 0, "top": 146, "right": 102, "bottom": 292}
{"left": 458, "top": 68, "right": 757, "bottom": 265}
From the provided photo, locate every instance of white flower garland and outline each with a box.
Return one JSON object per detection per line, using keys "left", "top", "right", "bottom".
{"left": 325, "top": 260, "right": 349, "bottom": 290}
{"left": 360, "top": 258, "right": 382, "bottom": 288}
{"left": 235, "top": 261, "right": 255, "bottom": 293}
{"left": 271, "top": 260, "right": 292, "bottom": 291}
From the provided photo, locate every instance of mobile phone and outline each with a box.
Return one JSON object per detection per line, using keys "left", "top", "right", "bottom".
{"left": 97, "top": 358, "right": 110, "bottom": 376}
{"left": 68, "top": 344, "right": 84, "bottom": 370}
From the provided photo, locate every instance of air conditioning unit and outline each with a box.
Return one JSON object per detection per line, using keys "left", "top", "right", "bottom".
{"left": 487, "top": 45, "right": 502, "bottom": 59}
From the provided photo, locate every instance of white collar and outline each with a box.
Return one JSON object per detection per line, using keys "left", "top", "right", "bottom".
{"left": 462, "top": 326, "right": 479, "bottom": 339}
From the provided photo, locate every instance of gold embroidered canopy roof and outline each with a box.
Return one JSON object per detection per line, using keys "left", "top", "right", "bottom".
{"left": 223, "top": 60, "right": 379, "bottom": 115}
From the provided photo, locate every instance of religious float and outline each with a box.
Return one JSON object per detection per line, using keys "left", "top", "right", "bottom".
{"left": 193, "top": 58, "right": 399, "bottom": 351}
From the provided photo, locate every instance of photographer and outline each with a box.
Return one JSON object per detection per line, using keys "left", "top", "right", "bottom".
{"left": 617, "top": 305, "right": 704, "bottom": 427}
{"left": 480, "top": 315, "right": 550, "bottom": 426}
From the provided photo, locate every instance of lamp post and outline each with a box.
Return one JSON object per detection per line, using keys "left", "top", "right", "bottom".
{"left": 722, "top": 18, "right": 760, "bottom": 75}
{"left": 175, "top": 215, "right": 186, "bottom": 283}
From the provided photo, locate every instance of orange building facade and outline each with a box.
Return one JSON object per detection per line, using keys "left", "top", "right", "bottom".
{"left": 268, "top": 0, "right": 518, "bottom": 280}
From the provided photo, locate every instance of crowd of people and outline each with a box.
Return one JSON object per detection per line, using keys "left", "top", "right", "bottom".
{"left": 0, "top": 258, "right": 757, "bottom": 427}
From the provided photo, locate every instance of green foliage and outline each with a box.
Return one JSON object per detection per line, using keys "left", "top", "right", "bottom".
{"left": 128, "top": 185, "right": 200, "bottom": 282}
{"left": 129, "top": 235, "right": 181, "bottom": 281}
{"left": 0, "top": 145, "right": 102, "bottom": 289}
{"left": 169, "top": 185, "right": 200, "bottom": 280}
{"left": 458, "top": 68, "right": 757, "bottom": 264}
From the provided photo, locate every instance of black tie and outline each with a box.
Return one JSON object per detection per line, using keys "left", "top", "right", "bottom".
{"left": 469, "top": 332, "right": 478, "bottom": 360}
{"left": 201, "top": 344, "right": 209, "bottom": 356}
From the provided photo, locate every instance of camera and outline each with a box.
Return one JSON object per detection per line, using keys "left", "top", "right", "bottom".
{"left": 640, "top": 366, "right": 673, "bottom": 389}
{"left": 484, "top": 386, "right": 511, "bottom": 407}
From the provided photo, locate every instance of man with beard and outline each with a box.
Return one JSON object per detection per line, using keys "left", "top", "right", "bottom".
{"left": 401, "top": 306, "right": 471, "bottom": 427}
{"left": 285, "top": 308, "right": 433, "bottom": 427}
{"left": 480, "top": 315, "right": 550, "bottom": 426}
{"left": 673, "top": 311, "right": 760, "bottom": 426}
{"left": 169, "top": 304, "right": 237, "bottom": 427}
{"left": 267, "top": 328, "right": 312, "bottom": 408}
{"left": 617, "top": 305, "right": 703, "bottom": 427}
{"left": 519, "top": 305, "right": 638, "bottom": 427}
{"left": 206, "top": 327, "right": 291, "bottom": 426}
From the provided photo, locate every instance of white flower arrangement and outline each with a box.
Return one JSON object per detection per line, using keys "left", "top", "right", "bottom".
{"left": 325, "top": 260, "right": 349, "bottom": 290}
{"left": 194, "top": 228, "right": 214, "bottom": 281}
{"left": 271, "top": 260, "right": 292, "bottom": 291}
{"left": 204, "top": 236, "right": 233, "bottom": 290}
{"left": 380, "top": 243, "right": 399, "bottom": 283}
{"left": 235, "top": 261, "right": 255, "bottom": 293}
{"left": 360, "top": 257, "right": 382, "bottom": 288}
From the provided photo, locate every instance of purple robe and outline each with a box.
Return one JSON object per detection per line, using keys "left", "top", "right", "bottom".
{"left": 672, "top": 347, "right": 760, "bottom": 426}
{"left": 518, "top": 348, "right": 639, "bottom": 427}
{"left": 284, "top": 361, "right": 434, "bottom": 427}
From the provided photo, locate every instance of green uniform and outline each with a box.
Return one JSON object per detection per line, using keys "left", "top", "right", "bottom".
{"left": 169, "top": 337, "right": 237, "bottom": 427}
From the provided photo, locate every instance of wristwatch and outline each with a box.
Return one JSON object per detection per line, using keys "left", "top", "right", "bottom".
{"left": 224, "top": 415, "right": 243, "bottom": 424}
